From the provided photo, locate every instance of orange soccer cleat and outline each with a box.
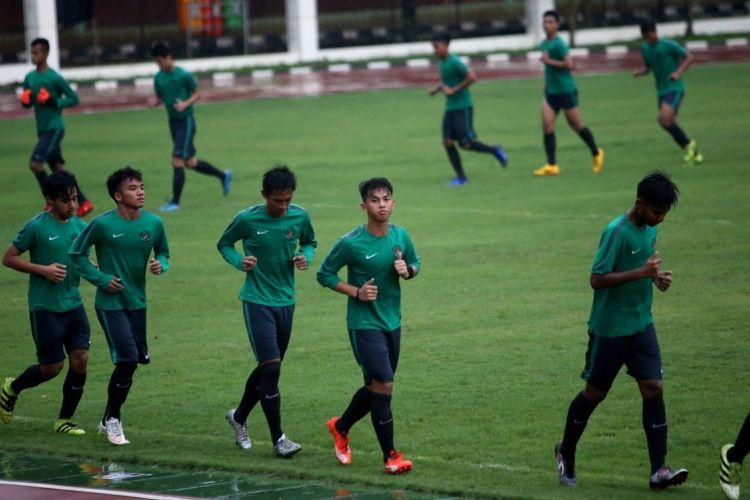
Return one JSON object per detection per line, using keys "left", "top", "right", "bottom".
{"left": 326, "top": 417, "right": 352, "bottom": 465}
{"left": 384, "top": 450, "right": 412, "bottom": 475}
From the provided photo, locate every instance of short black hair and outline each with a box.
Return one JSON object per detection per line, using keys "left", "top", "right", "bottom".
{"left": 262, "top": 165, "right": 296, "bottom": 194}
{"left": 31, "top": 38, "right": 50, "bottom": 53}
{"left": 640, "top": 20, "right": 657, "bottom": 35}
{"left": 107, "top": 166, "right": 143, "bottom": 200}
{"left": 150, "top": 42, "right": 171, "bottom": 58}
{"left": 359, "top": 178, "right": 393, "bottom": 201}
{"left": 431, "top": 32, "right": 451, "bottom": 45}
{"left": 637, "top": 171, "right": 679, "bottom": 208}
{"left": 543, "top": 10, "right": 560, "bottom": 22}
{"left": 43, "top": 171, "right": 77, "bottom": 200}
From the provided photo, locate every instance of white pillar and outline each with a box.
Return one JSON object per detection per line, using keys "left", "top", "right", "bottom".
{"left": 285, "top": 0, "right": 319, "bottom": 62}
{"left": 525, "top": 0, "right": 555, "bottom": 46}
{"left": 24, "top": 0, "right": 60, "bottom": 68}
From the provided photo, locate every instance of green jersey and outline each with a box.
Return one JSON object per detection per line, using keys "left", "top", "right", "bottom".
{"left": 69, "top": 209, "right": 170, "bottom": 310}
{"left": 154, "top": 66, "right": 197, "bottom": 120}
{"left": 11, "top": 212, "right": 87, "bottom": 312}
{"left": 317, "top": 224, "right": 420, "bottom": 331}
{"left": 439, "top": 54, "right": 473, "bottom": 111}
{"left": 540, "top": 36, "right": 577, "bottom": 95}
{"left": 640, "top": 38, "right": 687, "bottom": 95}
{"left": 217, "top": 204, "right": 316, "bottom": 307}
{"left": 23, "top": 68, "right": 79, "bottom": 134}
{"left": 588, "top": 214, "right": 657, "bottom": 337}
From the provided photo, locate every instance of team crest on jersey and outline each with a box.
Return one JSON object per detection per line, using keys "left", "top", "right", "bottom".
{"left": 392, "top": 245, "right": 403, "bottom": 259}
{"left": 140, "top": 231, "right": 151, "bottom": 242}
{"left": 285, "top": 227, "right": 296, "bottom": 239}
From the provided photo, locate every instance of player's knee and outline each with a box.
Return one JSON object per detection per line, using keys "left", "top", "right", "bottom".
{"left": 368, "top": 379, "right": 393, "bottom": 396}
{"left": 657, "top": 115, "right": 672, "bottom": 128}
{"left": 583, "top": 384, "right": 607, "bottom": 403}
{"left": 639, "top": 380, "right": 663, "bottom": 401}
{"left": 458, "top": 141, "right": 472, "bottom": 150}
{"left": 114, "top": 361, "right": 137, "bottom": 384}
{"left": 185, "top": 157, "right": 198, "bottom": 168}
{"left": 443, "top": 139, "right": 454, "bottom": 148}
{"left": 69, "top": 349, "right": 89, "bottom": 372}
{"left": 40, "top": 362, "right": 64, "bottom": 379}
{"left": 29, "top": 162, "right": 43, "bottom": 173}
{"left": 259, "top": 361, "right": 281, "bottom": 384}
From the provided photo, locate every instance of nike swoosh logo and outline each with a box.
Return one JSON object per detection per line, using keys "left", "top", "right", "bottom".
{"left": 256, "top": 230, "right": 269, "bottom": 235}
{"left": 378, "top": 418, "right": 393, "bottom": 425}
{"left": 631, "top": 248, "right": 642, "bottom": 254}
{"left": 366, "top": 253, "right": 377, "bottom": 259}
{"left": 264, "top": 392, "right": 279, "bottom": 399}
{"left": 651, "top": 423, "right": 667, "bottom": 429}
{"left": 112, "top": 233, "right": 125, "bottom": 238}
{"left": 48, "top": 236, "right": 59, "bottom": 241}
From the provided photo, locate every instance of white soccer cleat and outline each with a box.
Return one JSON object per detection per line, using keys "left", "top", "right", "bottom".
{"left": 101, "top": 417, "right": 130, "bottom": 445}
{"left": 226, "top": 409, "right": 252, "bottom": 449}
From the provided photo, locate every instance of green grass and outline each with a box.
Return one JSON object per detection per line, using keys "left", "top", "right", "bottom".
{"left": 0, "top": 63, "right": 748, "bottom": 499}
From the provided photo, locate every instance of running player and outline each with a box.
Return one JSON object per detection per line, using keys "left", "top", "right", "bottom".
{"left": 149, "top": 42, "right": 232, "bottom": 212}
{"left": 69, "top": 167, "right": 170, "bottom": 445}
{"left": 555, "top": 171, "right": 687, "bottom": 490}
{"left": 20, "top": 38, "right": 93, "bottom": 216}
{"left": 720, "top": 412, "right": 749, "bottom": 499}
{"left": 217, "top": 166, "right": 315, "bottom": 458}
{"left": 317, "top": 177, "right": 420, "bottom": 474}
{"left": 634, "top": 21, "right": 703, "bottom": 165}
{"left": 533, "top": 11, "right": 604, "bottom": 177}
{"left": 429, "top": 33, "right": 508, "bottom": 186}
{"left": 1, "top": 172, "right": 90, "bottom": 435}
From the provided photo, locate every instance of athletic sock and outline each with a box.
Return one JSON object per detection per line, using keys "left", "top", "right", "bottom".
{"left": 560, "top": 391, "right": 599, "bottom": 461}
{"left": 728, "top": 412, "right": 750, "bottom": 464}
{"left": 195, "top": 160, "right": 226, "bottom": 180}
{"left": 337, "top": 386, "right": 372, "bottom": 434}
{"left": 172, "top": 167, "right": 185, "bottom": 205}
{"left": 258, "top": 363, "right": 283, "bottom": 443}
{"left": 544, "top": 132, "right": 556, "bottom": 165}
{"left": 577, "top": 126, "right": 600, "bottom": 156}
{"left": 445, "top": 145, "right": 467, "bottom": 179}
{"left": 233, "top": 367, "right": 261, "bottom": 425}
{"left": 105, "top": 362, "right": 136, "bottom": 421}
{"left": 643, "top": 397, "right": 668, "bottom": 474}
{"left": 11, "top": 365, "right": 49, "bottom": 393}
{"left": 34, "top": 170, "right": 48, "bottom": 193}
{"left": 665, "top": 123, "right": 690, "bottom": 148}
{"left": 59, "top": 369, "right": 86, "bottom": 420}
{"left": 466, "top": 140, "right": 495, "bottom": 153}
{"left": 370, "top": 392, "right": 395, "bottom": 462}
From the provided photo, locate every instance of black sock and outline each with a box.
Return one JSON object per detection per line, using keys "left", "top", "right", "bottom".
{"left": 665, "top": 123, "right": 690, "bottom": 148}
{"left": 577, "top": 126, "right": 599, "bottom": 156}
{"left": 33, "top": 170, "right": 48, "bottom": 193}
{"left": 105, "top": 362, "right": 137, "bottom": 421}
{"left": 11, "top": 365, "right": 49, "bottom": 393}
{"left": 728, "top": 412, "right": 750, "bottom": 464}
{"left": 370, "top": 392, "right": 395, "bottom": 462}
{"left": 233, "top": 367, "right": 261, "bottom": 425}
{"left": 560, "top": 391, "right": 599, "bottom": 461}
{"left": 258, "top": 362, "right": 283, "bottom": 443}
{"left": 172, "top": 167, "right": 185, "bottom": 205}
{"left": 195, "top": 160, "right": 226, "bottom": 180}
{"left": 59, "top": 369, "right": 86, "bottom": 420}
{"left": 466, "top": 140, "right": 495, "bottom": 153}
{"left": 337, "top": 386, "right": 372, "bottom": 434}
{"left": 445, "top": 145, "right": 466, "bottom": 179}
{"left": 643, "top": 398, "right": 668, "bottom": 474}
{"left": 544, "top": 132, "right": 556, "bottom": 165}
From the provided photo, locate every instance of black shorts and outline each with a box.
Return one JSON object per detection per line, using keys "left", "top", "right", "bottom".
{"left": 29, "top": 306, "right": 90, "bottom": 364}
{"left": 242, "top": 302, "right": 295, "bottom": 362}
{"left": 442, "top": 108, "right": 477, "bottom": 145}
{"left": 169, "top": 116, "right": 197, "bottom": 159}
{"left": 581, "top": 324, "right": 662, "bottom": 391}
{"left": 31, "top": 129, "right": 65, "bottom": 166}
{"left": 348, "top": 328, "right": 401, "bottom": 384}
{"left": 658, "top": 90, "right": 685, "bottom": 112}
{"left": 96, "top": 309, "right": 150, "bottom": 364}
{"left": 545, "top": 92, "right": 579, "bottom": 113}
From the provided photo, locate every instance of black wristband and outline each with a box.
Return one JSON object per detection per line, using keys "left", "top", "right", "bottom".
{"left": 406, "top": 266, "right": 415, "bottom": 279}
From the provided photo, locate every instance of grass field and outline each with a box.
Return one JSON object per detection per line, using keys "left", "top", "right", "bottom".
{"left": 0, "top": 62, "right": 748, "bottom": 499}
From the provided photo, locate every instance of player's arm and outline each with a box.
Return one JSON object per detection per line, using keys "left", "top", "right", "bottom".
{"left": 670, "top": 49, "right": 694, "bottom": 80}
{"left": 149, "top": 221, "right": 170, "bottom": 275}
{"left": 394, "top": 235, "right": 420, "bottom": 280}
{"left": 632, "top": 65, "right": 650, "bottom": 77}
{"left": 590, "top": 252, "right": 661, "bottom": 289}
{"left": 541, "top": 52, "right": 574, "bottom": 70}
{"left": 2, "top": 244, "right": 67, "bottom": 283}
{"left": 443, "top": 62, "right": 476, "bottom": 96}
{"left": 69, "top": 222, "right": 118, "bottom": 290}
{"left": 174, "top": 72, "right": 200, "bottom": 112}
{"left": 19, "top": 77, "right": 32, "bottom": 108}
{"left": 217, "top": 216, "right": 255, "bottom": 271}
{"left": 294, "top": 216, "right": 317, "bottom": 271}
{"left": 56, "top": 76, "right": 80, "bottom": 108}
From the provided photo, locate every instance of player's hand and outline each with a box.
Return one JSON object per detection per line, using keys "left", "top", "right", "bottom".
{"left": 442, "top": 85, "right": 456, "bottom": 96}
{"left": 632, "top": 69, "right": 641, "bottom": 78}
{"left": 540, "top": 52, "right": 550, "bottom": 64}
{"left": 36, "top": 86, "right": 50, "bottom": 105}
{"left": 654, "top": 270, "right": 673, "bottom": 292}
{"left": 241, "top": 255, "right": 258, "bottom": 272}
{"left": 357, "top": 278, "right": 377, "bottom": 301}
{"left": 641, "top": 251, "right": 661, "bottom": 278}
{"left": 105, "top": 276, "right": 125, "bottom": 294}
{"left": 173, "top": 99, "right": 187, "bottom": 112}
{"left": 394, "top": 251, "right": 409, "bottom": 278}
{"left": 669, "top": 71, "right": 680, "bottom": 81}
{"left": 292, "top": 254, "right": 308, "bottom": 271}
{"left": 43, "top": 263, "right": 67, "bottom": 283}
{"left": 428, "top": 85, "right": 442, "bottom": 97}
{"left": 149, "top": 257, "right": 163, "bottom": 275}
{"left": 147, "top": 95, "right": 160, "bottom": 107}
{"left": 20, "top": 88, "right": 32, "bottom": 107}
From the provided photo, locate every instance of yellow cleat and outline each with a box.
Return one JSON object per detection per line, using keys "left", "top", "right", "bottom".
{"left": 683, "top": 140, "right": 700, "bottom": 163}
{"left": 533, "top": 164, "right": 560, "bottom": 176}
{"left": 592, "top": 148, "right": 605, "bottom": 173}
{"left": 54, "top": 419, "right": 86, "bottom": 436}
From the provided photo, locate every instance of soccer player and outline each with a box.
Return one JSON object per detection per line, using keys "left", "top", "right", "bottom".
{"left": 533, "top": 10, "right": 604, "bottom": 177}
{"left": 0, "top": 172, "right": 89, "bottom": 435}
{"left": 20, "top": 38, "right": 93, "bottom": 216}
{"left": 720, "top": 412, "right": 749, "bottom": 500}
{"left": 149, "top": 42, "right": 232, "bottom": 212}
{"left": 554, "top": 171, "right": 687, "bottom": 490}
{"left": 317, "top": 177, "right": 420, "bottom": 475}
{"left": 634, "top": 21, "right": 703, "bottom": 165}
{"left": 69, "top": 167, "right": 170, "bottom": 445}
{"left": 217, "top": 166, "right": 315, "bottom": 458}
{"left": 429, "top": 33, "right": 508, "bottom": 186}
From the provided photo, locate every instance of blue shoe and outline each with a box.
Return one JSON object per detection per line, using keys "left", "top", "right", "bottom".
{"left": 493, "top": 145, "right": 508, "bottom": 168}
{"left": 222, "top": 169, "right": 233, "bottom": 196}
{"left": 448, "top": 177, "right": 468, "bottom": 186}
{"left": 159, "top": 202, "right": 180, "bottom": 213}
